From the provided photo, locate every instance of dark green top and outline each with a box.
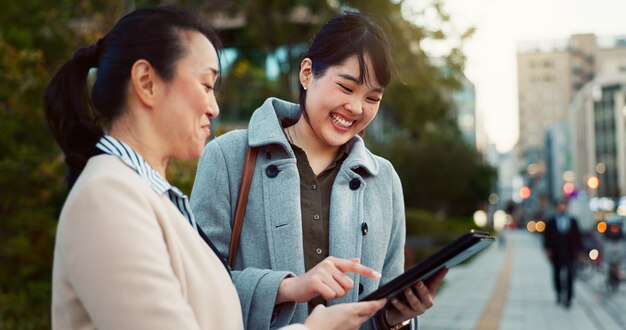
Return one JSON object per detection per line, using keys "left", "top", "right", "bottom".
{"left": 290, "top": 142, "right": 349, "bottom": 312}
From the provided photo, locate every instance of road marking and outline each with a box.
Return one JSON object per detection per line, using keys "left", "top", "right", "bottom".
{"left": 474, "top": 239, "right": 513, "bottom": 330}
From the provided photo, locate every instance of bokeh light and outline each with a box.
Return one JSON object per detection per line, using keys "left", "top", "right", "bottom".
{"left": 587, "top": 176, "right": 599, "bottom": 190}
{"left": 562, "top": 182, "right": 575, "bottom": 195}
{"left": 589, "top": 249, "right": 599, "bottom": 261}
{"left": 535, "top": 220, "right": 546, "bottom": 232}
{"left": 527, "top": 220, "right": 536, "bottom": 232}
{"left": 597, "top": 221, "right": 607, "bottom": 233}
{"left": 519, "top": 186, "right": 531, "bottom": 199}
{"left": 473, "top": 210, "right": 488, "bottom": 227}
{"left": 562, "top": 170, "right": 575, "bottom": 182}
{"left": 488, "top": 193, "right": 499, "bottom": 205}
{"left": 595, "top": 162, "right": 606, "bottom": 174}
{"left": 493, "top": 210, "right": 507, "bottom": 231}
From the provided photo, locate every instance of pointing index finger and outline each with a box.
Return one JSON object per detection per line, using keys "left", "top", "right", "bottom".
{"left": 335, "top": 259, "right": 382, "bottom": 279}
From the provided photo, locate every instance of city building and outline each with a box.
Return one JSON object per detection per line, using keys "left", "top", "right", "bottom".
{"left": 570, "top": 75, "right": 626, "bottom": 199}
{"left": 517, "top": 34, "right": 626, "bottom": 157}
{"left": 516, "top": 34, "right": 626, "bottom": 211}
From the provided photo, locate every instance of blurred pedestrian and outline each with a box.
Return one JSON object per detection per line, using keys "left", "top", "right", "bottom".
{"left": 191, "top": 11, "right": 446, "bottom": 330}
{"left": 543, "top": 198, "right": 583, "bottom": 308}
{"left": 45, "top": 6, "right": 385, "bottom": 329}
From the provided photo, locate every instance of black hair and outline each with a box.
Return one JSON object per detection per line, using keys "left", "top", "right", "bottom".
{"left": 299, "top": 11, "right": 393, "bottom": 111}
{"left": 44, "top": 6, "right": 222, "bottom": 187}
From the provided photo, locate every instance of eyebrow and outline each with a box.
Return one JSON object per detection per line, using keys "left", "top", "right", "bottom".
{"left": 338, "top": 73, "right": 384, "bottom": 93}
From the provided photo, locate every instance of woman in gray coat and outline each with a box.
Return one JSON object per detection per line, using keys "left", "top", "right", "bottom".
{"left": 191, "top": 12, "right": 445, "bottom": 330}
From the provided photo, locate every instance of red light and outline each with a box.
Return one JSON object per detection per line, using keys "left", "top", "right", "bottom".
{"left": 610, "top": 224, "right": 620, "bottom": 233}
{"left": 563, "top": 182, "right": 575, "bottom": 195}
{"left": 519, "top": 186, "right": 531, "bottom": 199}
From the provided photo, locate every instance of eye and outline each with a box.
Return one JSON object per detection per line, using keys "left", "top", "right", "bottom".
{"left": 338, "top": 83, "right": 353, "bottom": 93}
{"left": 367, "top": 96, "right": 381, "bottom": 103}
{"left": 203, "top": 84, "right": 214, "bottom": 93}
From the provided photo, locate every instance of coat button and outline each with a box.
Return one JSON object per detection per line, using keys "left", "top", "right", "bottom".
{"left": 361, "top": 222, "right": 368, "bottom": 235}
{"left": 358, "top": 283, "right": 364, "bottom": 294}
{"left": 265, "top": 165, "right": 279, "bottom": 178}
{"left": 349, "top": 178, "right": 360, "bottom": 190}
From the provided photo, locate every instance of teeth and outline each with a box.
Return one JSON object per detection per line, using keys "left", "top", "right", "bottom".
{"left": 331, "top": 113, "right": 354, "bottom": 128}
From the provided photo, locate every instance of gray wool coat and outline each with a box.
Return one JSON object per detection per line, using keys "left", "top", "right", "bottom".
{"left": 190, "top": 98, "right": 413, "bottom": 330}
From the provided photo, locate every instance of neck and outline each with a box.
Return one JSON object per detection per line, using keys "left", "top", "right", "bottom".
{"left": 287, "top": 117, "right": 340, "bottom": 175}
{"left": 109, "top": 116, "right": 169, "bottom": 178}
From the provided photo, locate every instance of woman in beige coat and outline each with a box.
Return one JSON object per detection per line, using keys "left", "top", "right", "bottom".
{"left": 44, "top": 6, "right": 384, "bottom": 329}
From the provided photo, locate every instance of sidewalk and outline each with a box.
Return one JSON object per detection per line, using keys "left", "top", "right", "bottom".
{"left": 419, "top": 230, "right": 626, "bottom": 330}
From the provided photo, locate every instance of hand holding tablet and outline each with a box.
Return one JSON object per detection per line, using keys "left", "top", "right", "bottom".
{"left": 361, "top": 230, "right": 495, "bottom": 302}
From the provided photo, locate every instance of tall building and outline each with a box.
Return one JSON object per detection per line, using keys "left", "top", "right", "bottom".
{"left": 517, "top": 34, "right": 626, "bottom": 154}
{"left": 570, "top": 75, "right": 626, "bottom": 198}
{"left": 512, "top": 34, "right": 626, "bottom": 226}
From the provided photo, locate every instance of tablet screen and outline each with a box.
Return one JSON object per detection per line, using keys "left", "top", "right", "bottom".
{"left": 360, "top": 230, "right": 495, "bottom": 302}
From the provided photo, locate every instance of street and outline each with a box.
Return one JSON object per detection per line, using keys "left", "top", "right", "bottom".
{"left": 419, "top": 230, "right": 626, "bottom": 329}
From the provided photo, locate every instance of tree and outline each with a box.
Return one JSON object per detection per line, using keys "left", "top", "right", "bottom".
{"left": 0, "top": 1, "right": 122, "bottom": 327}
{"left": 373, "top": 131, "right": 496, "bottom": 217}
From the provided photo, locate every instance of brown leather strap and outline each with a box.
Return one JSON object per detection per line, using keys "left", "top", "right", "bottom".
{"left": 228, "top": 146, "right": 258, "bottom": 268}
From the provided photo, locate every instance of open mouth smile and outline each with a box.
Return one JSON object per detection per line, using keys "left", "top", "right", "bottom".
{"left": 330, "top": 113, "right": 354, "bottom": 128}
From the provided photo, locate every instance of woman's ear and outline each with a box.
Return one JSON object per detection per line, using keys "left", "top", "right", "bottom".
{"left": 299, "top": 58, "right": 312, "bottom": 90}
{"left": 130, "top": 59, "right": 159, "bottom": 107}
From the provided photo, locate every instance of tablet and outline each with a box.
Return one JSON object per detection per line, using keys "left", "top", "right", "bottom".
{"left": 360, "top": 230, "right": 495, "bottom": 302}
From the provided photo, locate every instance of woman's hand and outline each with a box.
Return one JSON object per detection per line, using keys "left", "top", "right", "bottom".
{"left": 384, "top": 268, "right": 447, "bottom": 327}
{"left": 304, "top": 299, "right": 386, "bottom": 330}
{"left": 276, "top": 257, "right": 381, "bottom": 304}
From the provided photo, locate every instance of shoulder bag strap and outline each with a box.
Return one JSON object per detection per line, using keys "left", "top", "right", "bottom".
{"left": 228, "top": 146, "right": 258, "bottom": 268}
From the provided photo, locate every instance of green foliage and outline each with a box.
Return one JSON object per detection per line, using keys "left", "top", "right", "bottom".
{"left": 0, "top": 35, "right": 66, "bottom": 330}
{"left": 0, "top": 1, "right": 122, "bottom": 328}
{"left": 405, "top": 208, "right": 475, "bottom": 237}
{"left": 403, "top": 207, "right": 479, "bottom": 265}
{"left": 167, "top": 159, "right": 198, "bottom": 196}
{"left": 372, "top": 130, "right": 497, "bottom": 217}
{"left": 217, "top": 57, "right": 289, "bottom": 121}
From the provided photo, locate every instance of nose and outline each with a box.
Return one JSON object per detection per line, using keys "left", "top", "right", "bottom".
{"left": 344, "top": 98, "right": 363, "bottom": 115}
{"left": 207, "top": 95, "right": 220, "bottom": 119}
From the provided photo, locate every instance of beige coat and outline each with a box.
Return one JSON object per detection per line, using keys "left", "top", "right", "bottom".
{"left": 51, "top": 154, "right": 244, "bottom": 329}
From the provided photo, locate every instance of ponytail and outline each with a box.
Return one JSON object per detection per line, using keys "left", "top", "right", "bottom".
{"left": 44, "top": 40, "right": 103, "bottom": 188}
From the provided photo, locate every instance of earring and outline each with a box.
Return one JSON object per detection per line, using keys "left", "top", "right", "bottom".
{"left": 303, "top": 86, "right": 307, "bottom": 91}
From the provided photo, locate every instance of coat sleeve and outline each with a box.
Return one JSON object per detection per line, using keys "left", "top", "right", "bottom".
{"left": 190, "top": 139, "right": 297, "bottom": 328}
{"left": 56, "top": 175, "right": 201, "bottom": 329}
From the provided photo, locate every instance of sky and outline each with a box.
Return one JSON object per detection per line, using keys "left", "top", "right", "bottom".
{"left": 411, "top": 0, "right": 626, "bottom": 153}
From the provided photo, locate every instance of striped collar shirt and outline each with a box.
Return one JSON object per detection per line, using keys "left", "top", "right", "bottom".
{"left": 95, "top": 135, "right": 198, "bottom": 231}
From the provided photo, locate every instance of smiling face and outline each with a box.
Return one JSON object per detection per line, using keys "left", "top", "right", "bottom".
{"left": 300, "top": 54, "right": 383, "bottom": 149}
{"left": 156, "top": 30, "right": 220, "bottom": 161}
